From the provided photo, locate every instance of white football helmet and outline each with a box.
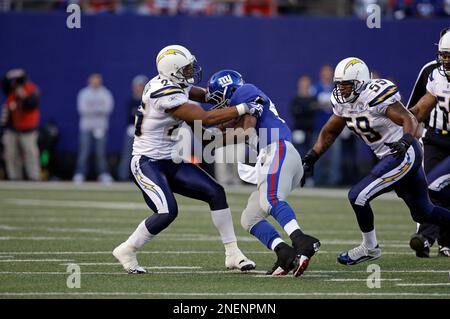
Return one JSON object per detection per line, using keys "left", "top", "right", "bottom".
{"left": 438, "top": 31, "right": 450, "bottom": 76}
{"left": 156, "top": 45, "right": 202, "bottom": 86}
{"left": 333, "top": 57, "right": 370, "bottom": 103}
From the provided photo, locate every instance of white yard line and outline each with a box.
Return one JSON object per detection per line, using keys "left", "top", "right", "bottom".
{"left": 58, "top": 263, "right": 201, "bottom": 268}
{"left": 0, "top": 250, "right": 435, "bottom": 257}
{"left": 396, "top": 283, "right": 450, "bottom": 287}
{"left": 0, "top": 259, "right": 73, "bottom": 262}
{"left": 3, "top": 199, "right": 206, "bottom": 212}
{"left": 0, "top": 182, "right": 401, "bottom": 201}
{"left": 326, "top": 278, "right": 402, "bottom": 282}
{"left": 0, "top": 270, "right": 267, "bottom": 275}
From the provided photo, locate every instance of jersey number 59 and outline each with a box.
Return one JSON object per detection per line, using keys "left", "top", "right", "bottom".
{"left": 344, "top": 116, "right": 382, "bottom": 143}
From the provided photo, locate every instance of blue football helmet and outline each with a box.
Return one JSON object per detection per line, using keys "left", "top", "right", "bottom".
{"left": 206, "top": 70, "right": 244, "bottom": 108}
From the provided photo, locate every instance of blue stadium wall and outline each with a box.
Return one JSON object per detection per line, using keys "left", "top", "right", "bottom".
{"left": 0, "top": 13, "right": 447, "bottom": 153}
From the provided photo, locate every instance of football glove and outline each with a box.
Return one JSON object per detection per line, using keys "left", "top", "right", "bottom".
{"left": 245, "top": 101, "right": 264, "bottom": 118}
{"left": 300, "top": 149, "right": 319, "bottom": 187}
{"left": 384, "top": 133, "right": 414, "bottom": 159}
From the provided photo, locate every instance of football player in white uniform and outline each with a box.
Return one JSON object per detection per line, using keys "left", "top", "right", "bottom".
{"left": 302, "top": 57, "right": 450, "bottom": 265}
{"left": 409, "top": 31, "right": 450, "bottom": 257}
{"left": 113, "top": 45, "right": 261, "bottom": 273}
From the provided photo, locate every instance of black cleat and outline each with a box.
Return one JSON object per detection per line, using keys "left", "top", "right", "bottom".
{"left": 291, "top": 233, "right": 321, "bottom": 277}
{"left": 266, "top": 243, "right": 296, "bottom": 276}
{"left": 409, "top": 234, "right": 430, "bottom": 258}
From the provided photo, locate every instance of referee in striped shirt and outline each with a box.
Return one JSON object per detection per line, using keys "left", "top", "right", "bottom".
{"left": 407, "top": 27, "right": 450, "bottom": 258}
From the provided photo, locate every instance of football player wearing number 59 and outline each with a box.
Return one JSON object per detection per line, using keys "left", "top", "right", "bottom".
{"left": 113, "top": 45, "right": 260, "bottom": 273}
{"left": 302, "top": 57, "right": 450, "bottom": 265}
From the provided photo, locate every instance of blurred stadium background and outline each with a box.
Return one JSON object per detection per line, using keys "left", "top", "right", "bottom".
{"left": 1, "top": 0, "right": 450, "bottom": 300}
{"left": 0, "top": 0, "right": 448, "bottom": 185}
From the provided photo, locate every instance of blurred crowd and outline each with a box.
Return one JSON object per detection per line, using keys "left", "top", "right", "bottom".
{"left": 0, "top": 0, "right": 449, "bottom": 18}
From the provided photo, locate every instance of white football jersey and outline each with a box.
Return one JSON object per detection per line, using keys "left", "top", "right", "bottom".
{"left": 331, "top": 79, "right": 403, "bottom": 159}
{"left": 132, "top": 75, "right": 190, "bottom": 159}
{"left": 426, "top": 68, "right": 450, "bottom": 132}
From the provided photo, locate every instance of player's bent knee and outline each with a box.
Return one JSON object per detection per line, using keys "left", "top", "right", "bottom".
{"left": 241, "top": 209, "right": 263, "bottom": 233}
{"left": 207, "top": 183, "right": 228, "bottom": 210}
{"left": 348, "top": 188, "right": 359, "bottom": 204}
{"left": 259, "top": 196, "right": 272, "bottom": 214}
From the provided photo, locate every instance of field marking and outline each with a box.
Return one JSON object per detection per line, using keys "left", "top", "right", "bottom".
{"left": 59, "top": 263, "right": 202, "bottom": 268}
{"left": 254, "top": 274, "right": 330, "bottom": 278}
{"left": 326, "top": 278, "right": 402, "bottom": 282}
{"left": 0, "top": 259, "right": 74, "bottom": 262}
{"left": 0, "top": 270, "right": 266, "bottom": 275}
{"left": 0, "top": 182, "right": 402, "bottom": 201}
{"left": 3, "top": 198, "right": 206, "bottom": 212}
{"left": 0, "top": 237, "right": 107, "bottom": 241}
{"left": 396, "top": 283, "right": 450, "bottom": 287}
{"left": 0, "top": 232, "right": 413, "bottom": 247}
{"left": 0, "top": 250, "right": 436, "bottom": 257}
{"left": 0, "top": 292, "right": 448, "bottom": 297}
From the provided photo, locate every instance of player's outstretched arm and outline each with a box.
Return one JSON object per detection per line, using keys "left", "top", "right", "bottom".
{"left": 168, "top": 102, "right": 246, "bottom": 126}
{"left": 386, "top": 101, "right": 419, "bottom": 137}
{"left": 312, "top": 114, "right": 346, "bottom": 156}
{"left": 300, "top": 114, "right": 346, "bottom": 187}
{"left": 189, "top": 86, "right": 207, "bottom": 103}
{"left": 409, "top": 91, "right": 437, "bottom": 123}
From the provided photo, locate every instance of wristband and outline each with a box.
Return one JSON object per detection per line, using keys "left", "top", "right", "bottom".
{"left": 235, "top": 103, "right": 247, "bottom": 116}
{"left": 401, "top": 133, "right": 414, "bottom": 146}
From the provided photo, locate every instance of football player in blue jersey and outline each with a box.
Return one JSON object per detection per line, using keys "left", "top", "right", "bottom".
{"left": 206, "top": 70, "right": 321, "bottom": 277}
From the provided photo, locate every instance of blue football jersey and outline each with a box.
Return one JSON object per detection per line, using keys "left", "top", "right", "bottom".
{"left": 229, "top": 84, "right": 292, "bottom": 148}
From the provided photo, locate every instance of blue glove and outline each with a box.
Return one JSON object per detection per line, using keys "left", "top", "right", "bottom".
{"left": 245, "top": 101, "right": 264, "bottom": 118}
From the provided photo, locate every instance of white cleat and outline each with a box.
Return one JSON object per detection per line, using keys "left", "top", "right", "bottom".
{"left": 225, "top": 252, "right": 256, "bottom": 271}
{"left": 337, "top": 243, "right": 381, "bottom": 265}
{"left": 438, "top": 246, "right": 450, "bottom": 257}
{"left": 112, "top": 242, "right": 147, "bottom": 274}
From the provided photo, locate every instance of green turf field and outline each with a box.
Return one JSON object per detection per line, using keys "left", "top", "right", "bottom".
{"left": 0, "top": 182, "right": 449, "bottom": 299}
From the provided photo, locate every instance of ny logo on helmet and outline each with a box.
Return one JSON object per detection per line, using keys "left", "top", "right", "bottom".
{"left": 218, "top": 75, "right": 233, "bottom": 88}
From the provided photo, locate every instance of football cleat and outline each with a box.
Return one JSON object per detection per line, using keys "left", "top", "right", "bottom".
{"left": 112, "top": 242, "right": 147, "bottom": 274}
{"left": 225, "top": 252, "right": 256, "bottom": 271}
{"left": 438, "top": 246, "right": 450, "bottom": 257}
{"left": 266, "top": 243, "right": 296, "bottom": 276}
{"left": 291, "top": 234, "right": 321, "bottom": 277}
{"left": 409, "top": 233, "right": 431, "bottom": 258}
{"left": 337, "top": 244, "right": 381, "bottom": 265}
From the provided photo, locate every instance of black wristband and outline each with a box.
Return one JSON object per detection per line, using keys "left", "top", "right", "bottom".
{"left": 401, "top": 133, "right": 414, "bottom": 146}
{"left": 305, "top": 149, "right": 320, "bottom": 163}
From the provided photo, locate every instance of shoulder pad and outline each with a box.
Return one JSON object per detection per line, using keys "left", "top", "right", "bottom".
{"left": 365, "top": 79, "right": 399, "bottom": 107}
